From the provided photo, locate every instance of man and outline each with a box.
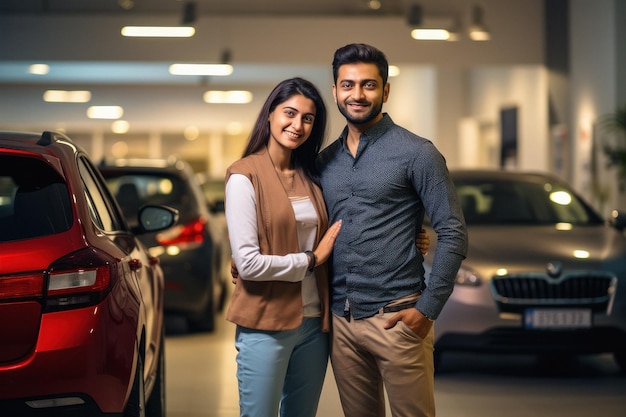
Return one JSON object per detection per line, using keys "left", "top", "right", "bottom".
{"left": 317, "top": 43, "right": 468, "bottom": 417}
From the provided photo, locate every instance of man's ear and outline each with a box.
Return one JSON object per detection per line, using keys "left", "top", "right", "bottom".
{"left": 383, "top": 82, "right": 390, "bottom": 103}
{"left": 332, "top": 84, "right": 337, "bottom": 103}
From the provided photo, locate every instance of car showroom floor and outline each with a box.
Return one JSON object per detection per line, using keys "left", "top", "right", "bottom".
{"left": 164, "top": 309, "right": 626, "bottom": 417}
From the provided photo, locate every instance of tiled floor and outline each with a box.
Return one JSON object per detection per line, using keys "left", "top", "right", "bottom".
{"left": 164, "top": 312, "right": 626, "bottom": 417}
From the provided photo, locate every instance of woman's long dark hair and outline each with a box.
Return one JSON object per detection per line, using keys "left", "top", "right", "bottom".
{"left": 242, "top": 77, "right": 327, "bottom": 182}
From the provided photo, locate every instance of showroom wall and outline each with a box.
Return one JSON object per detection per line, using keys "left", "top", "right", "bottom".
{"left": 570, "top": 0, "right": 625, "bottom": 212}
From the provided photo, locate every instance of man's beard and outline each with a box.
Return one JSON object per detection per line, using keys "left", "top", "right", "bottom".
{"left": 337, "top": 100, "right": 383, "bottom": 126}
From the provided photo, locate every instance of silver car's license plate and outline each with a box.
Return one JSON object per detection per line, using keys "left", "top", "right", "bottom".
{"left": 524, "top": 308, "right": 592, "bottom": 329}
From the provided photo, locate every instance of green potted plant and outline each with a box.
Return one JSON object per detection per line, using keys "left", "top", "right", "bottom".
{"left": 600, "top": 103, "right": 626, "bottom": 191}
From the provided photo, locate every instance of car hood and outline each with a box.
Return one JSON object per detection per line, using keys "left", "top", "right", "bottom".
{"left": 462, "top": 225, "right": 626, "bottom": 278}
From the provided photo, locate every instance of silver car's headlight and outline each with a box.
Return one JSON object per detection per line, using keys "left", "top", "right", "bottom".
{"left": 455, "top": 266, "right": 482, "bottom": 286}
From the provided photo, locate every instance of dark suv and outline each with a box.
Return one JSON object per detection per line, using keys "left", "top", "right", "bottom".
{"left": 0, "top": 131, "right": 177, "bottom": 416}
{"left": 99, "top": 158, "right": 228, "bottom": 332}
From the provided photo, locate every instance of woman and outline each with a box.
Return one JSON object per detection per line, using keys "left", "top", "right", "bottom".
{"left": 225, "top": 78, "right": 341, "bottom": 417}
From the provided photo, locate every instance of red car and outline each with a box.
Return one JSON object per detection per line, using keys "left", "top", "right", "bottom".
{"left": 0, "top": 131, "right": 177, "bottom": 416}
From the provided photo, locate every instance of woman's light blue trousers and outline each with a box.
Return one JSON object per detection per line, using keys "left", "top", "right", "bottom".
{"left": 234, "top": 317, "right": 329, "bottom": 417}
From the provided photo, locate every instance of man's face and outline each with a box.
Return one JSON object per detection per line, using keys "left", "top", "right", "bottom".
{"left": 333, "top": 62, "right": 389, "bottom": 127}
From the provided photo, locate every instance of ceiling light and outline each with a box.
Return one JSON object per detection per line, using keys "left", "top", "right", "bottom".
{"left": 43, "top": 90, "right": 92, "bottom": 103}
{"left": 121, "top": 26, "right": 195, "bottom": 37}
{"left": 203, "top": 91, "right": 252, "bottom": 104}
{"left": 468, "top": 5, "right": 491, "bottom": 41}
{"left": 407, "top": 4, "right": 456, "bottom": 41}
{"left": 29, "top": 64, "right": 49, "bottom": 75}
{"left": 388, "top": 65, "right": 400, "bottom": 77}
{"left": 368, "top": 1, "right": 382, "bottom": 10}
{"left": 407, "top": 3, "right": 488, "bottom": 41}
{"left": 411, "top": 28, "right": 450, "bottom": 41}
{"left": 87, "top": 106, "right": 124, "bottom": 119}
{"left": 112, "top": 120, "right": 130, "bottom": 134}
{"left": 169, "top": 63, "right": 233, "bottom": 76}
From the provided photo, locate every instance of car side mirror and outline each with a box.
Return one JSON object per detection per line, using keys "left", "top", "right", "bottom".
{"left": 137, "top": 205, "right": 179, "bottom": 233}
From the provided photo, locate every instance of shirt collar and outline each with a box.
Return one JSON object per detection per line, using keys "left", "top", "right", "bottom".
{"left": 338, "top": 113, "right": 394, "bottom": 150}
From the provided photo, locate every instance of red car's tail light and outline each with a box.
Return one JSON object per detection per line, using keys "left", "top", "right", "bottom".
{"left": 0, "top": 274, "right": 44, "bottom": 299}
{"left": 44, "top": 247, "right": 118, "bottom": 312}
{"left": 156, "top": 216, "right": 206, "bottom": 246}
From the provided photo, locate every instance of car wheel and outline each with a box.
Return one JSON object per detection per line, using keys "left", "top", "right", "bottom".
{"left": 146, "top": 331, "right": 166, "bottom": 417}
{"left": 188, "top": 297, "right": 215, "bottom": 333}
{"left": 124, "top": 354, "right": 146, "bottom": 417}
{"left": 614, "top": 350, "right": 626, "bottom": 373}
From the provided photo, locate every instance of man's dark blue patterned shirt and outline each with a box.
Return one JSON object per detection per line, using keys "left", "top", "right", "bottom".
{"left": 317, "top": 114, "right": 468, "bottom": 320}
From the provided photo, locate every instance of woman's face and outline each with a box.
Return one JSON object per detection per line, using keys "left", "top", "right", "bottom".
{"left": 268, "top": 94, "right": 317, "bottom": 151}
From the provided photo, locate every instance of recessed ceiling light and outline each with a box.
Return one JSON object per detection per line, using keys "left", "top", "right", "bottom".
{"left": 43, "top": 90, "right": 92, "bottom": 103}
{"left": 87, "top": 106, "right": 124, "bottom": 119}
{"left": 121, "top": 26, "right": 195, "bottom": 37}
{"left": 411, "top": 28, "right": 451, "bottom": 41}
{"left": 203, "top": 91, "right": 252, "bottom": 104}
{"left": 112, "top": 120, "right": 130, "bottom": 134}
{"left": 29, "top": 64, "right": 50, "bottom": 75}
{"left": 169, "top": 63, "right": 233, "bottom": 76}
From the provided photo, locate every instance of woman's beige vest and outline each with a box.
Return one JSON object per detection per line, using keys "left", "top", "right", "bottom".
{"left": 225, "top": 148, "right": 330, "bottom": 331}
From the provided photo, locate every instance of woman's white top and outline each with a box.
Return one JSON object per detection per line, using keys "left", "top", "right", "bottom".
{"left": 225, "top": 173, "right": 321, "bottom": 317}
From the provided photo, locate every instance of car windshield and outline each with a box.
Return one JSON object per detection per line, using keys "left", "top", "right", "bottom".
{"left": 453, "top": 175, "right": 603, "bottom": 226}
{"left": 0, "top": 155, "right": 73, "bottom": 242}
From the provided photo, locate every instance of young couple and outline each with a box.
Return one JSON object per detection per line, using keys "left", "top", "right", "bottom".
{"left": 224, "top": 43, "right": 468, "bottom": 417}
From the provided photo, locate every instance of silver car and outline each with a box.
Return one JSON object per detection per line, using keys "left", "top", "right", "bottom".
{"left": 426, "top": 170, "right": 626, "bottom": 372}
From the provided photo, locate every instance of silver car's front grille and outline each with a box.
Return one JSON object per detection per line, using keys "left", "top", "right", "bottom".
{"left": 490, "top": 272, "right": 617, "bottom": 313}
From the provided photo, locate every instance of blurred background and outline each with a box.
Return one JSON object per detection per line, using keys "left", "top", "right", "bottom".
{"left": 2, "top": 2, "right": 626, "bottom": 416}
{"left": 1, "top": 0, "right": 624, "bottom": 214}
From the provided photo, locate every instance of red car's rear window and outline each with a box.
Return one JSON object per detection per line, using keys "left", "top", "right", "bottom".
{"left": 0, "top": 155, "right": 73, "bottom": 242}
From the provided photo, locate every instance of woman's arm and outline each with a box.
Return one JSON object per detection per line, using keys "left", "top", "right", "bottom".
{"left": 225, "top": 174, "right": 309, "bottom": 282}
